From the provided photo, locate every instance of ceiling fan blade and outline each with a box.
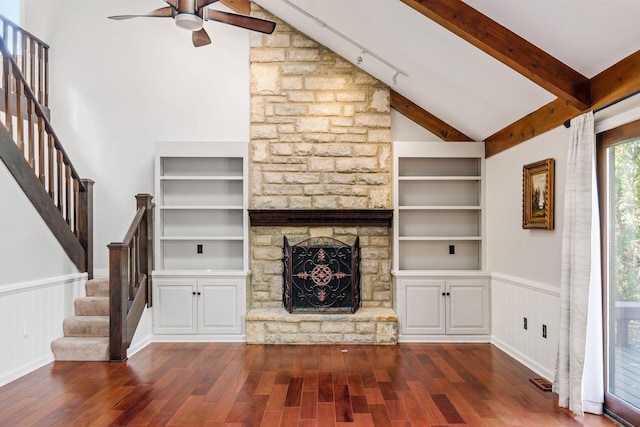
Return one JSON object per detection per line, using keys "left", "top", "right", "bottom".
{"left": 206, "top": 9, "right": 276, "bottom": 34}
{"left": 108, "top": 6, "right": 175, "bottom": 20}
{"left": 192, "top": 28, "right": 212, "bottom": 47}
{"left": 196, "top": 0, "right": 220, "bottom": 11}
{"left": 163, "top": 0, "right": 179, "bottom": 8}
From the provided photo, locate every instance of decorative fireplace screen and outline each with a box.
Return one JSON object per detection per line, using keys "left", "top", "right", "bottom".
{"left": 283, "top": 236, "right": 360, "bottom": 313}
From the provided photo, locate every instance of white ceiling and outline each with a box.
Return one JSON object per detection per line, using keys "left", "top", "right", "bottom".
{"left": 253, "top": 0, "right": 640, "bottom": 141}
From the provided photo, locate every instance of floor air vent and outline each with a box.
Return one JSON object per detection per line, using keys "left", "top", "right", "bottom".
{"left": 530, "top": 377, "right": 553, "bottom": 392}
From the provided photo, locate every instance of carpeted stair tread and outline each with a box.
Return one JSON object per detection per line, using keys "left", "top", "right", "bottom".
{"left": 51, "top": 337, "right": 109, "bottom": 361}
{"left": 63, "top": 316, "right": 109, "bottom": 337}
{"left": 85, "top": 278, "right": 109, "bottom": 297}
{"left": 74, "top": 296, "right": 109, "bottom": 316}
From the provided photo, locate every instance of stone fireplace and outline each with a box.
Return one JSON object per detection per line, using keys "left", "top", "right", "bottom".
{"left": 246, "top": 5, "right": 398, "bottom": 344}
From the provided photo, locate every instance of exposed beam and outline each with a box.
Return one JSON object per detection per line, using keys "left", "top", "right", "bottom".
{"left": 220, "top": 0, "right": 250, "bottom": 15}
{"left": 485, "top": 50, "right": 640, "bottom": 157}
{"left": 591, "top": 50, "right": 640, "bottom": 111}
{"left": 485, "top": 99, "right": 580, "bottom": 157}
{"left": 390, "top": 90, "right": 474, "bottom": 141}
{"left": 399, "top": 0, "right": 590, "bottom": 110}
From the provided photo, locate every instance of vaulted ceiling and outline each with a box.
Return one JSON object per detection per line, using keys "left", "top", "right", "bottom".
{"left": 225, "top": 0, "right": 640, "bottom": 156}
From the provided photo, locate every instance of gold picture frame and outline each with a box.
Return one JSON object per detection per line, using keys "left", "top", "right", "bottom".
{"left": 522, "top": 158, "right": 555, "bottom": 230}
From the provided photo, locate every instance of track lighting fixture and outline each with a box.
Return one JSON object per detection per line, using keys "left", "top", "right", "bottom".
{"left": 281, "top": 0, "right": 408, "bottom": 85}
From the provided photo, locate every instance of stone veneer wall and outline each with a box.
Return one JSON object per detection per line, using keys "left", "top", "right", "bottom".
{"left": 249, "top": 5, "right": 393, "bottom": 313}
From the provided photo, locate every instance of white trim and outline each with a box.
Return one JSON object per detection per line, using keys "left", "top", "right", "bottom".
{"left": 490, "top": 272, "right": 560, "bottom": 297}
{"left": 398, "top": 334, "right": 491, "bottom": 343}
{"left": 593, "top": 92, "right": 640, "bottom": 134}
{"left": 0, "top": 354, "right": 53, "bottom": 388}
{"left": 152, "top": 335, "right": 247, "bottom": 343}
{"left": 0, "top": 272, "right": 87, "bottom": 297}
{"left": 127, "top": 336, "right": 153, "bottom": 358}
{"left": 491, "top": 335, "right": 555, "bottom": 381}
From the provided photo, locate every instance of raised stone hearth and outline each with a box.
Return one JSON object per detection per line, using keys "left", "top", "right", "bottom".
{"left": 246, "top": 308, "right": 398, "bottom": 344}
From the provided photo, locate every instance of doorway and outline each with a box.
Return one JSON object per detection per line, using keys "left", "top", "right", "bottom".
{"left": 598, "top": 119, "right": 640, "bottom": 425}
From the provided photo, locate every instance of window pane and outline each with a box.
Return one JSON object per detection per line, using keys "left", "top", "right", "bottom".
{"left": 607, "top": 138, "right": 640, "bottom": 411}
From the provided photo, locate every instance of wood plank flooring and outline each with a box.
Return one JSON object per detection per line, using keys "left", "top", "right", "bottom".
{"left": 0, "top": 343, "right": 619, "bottom": 426}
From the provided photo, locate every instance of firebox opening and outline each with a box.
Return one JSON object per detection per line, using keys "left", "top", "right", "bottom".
{"left": 283, "top": 236, "right": 361, "bottom": 314}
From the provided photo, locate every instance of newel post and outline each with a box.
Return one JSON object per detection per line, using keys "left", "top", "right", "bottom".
{"left": 135, "top": 193, "right": 154, "bottom": 307}
{"left": 109, "top": 242, "right": 128, "bottom": 362}
{"left": 78, "top": 179, "right": 94, "bottom": 279}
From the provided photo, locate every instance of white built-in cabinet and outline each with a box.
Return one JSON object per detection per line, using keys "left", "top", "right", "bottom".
{"left": 152, "top": 142, "right": 248, "bottom": 341}
{"left": 153, "top": 276, "right": 245, "bottom": 336}
{"left": 392, "top": 141, "right": 490, "bottom": 341}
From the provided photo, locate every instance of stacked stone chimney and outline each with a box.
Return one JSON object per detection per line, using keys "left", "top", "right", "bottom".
{"left": 247, "top": 5, "right": 395, "bottom": 344}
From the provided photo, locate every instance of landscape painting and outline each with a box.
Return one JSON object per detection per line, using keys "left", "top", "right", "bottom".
{"left": 522, "top": 158, "right": 555, "bottom": 230}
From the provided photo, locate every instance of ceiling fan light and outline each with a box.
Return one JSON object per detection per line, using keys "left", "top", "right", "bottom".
{"left": 175, "top": 13, "right": 203, "bottom": 31}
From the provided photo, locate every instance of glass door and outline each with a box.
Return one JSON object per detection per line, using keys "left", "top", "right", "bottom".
{"left": 599, "top": 120, "right": 640, "bottom": 425}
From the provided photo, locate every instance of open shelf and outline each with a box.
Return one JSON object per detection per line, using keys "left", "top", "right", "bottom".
{"left": 394, "top": 141, "right": 484, "bottom": 272}
{"left": 154, "top": 142, "right": 248, "bottom": 273}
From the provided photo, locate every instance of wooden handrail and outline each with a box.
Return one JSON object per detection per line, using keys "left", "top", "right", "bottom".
{"left": 0, "top": 14, "right": 49, "bottom": 108}
{"left": 0, "top": 34, "right": 87, "bottom": 231}
{"left": 0, "top": 25, "right": 93, "bottom": 275}
{"left": 109, "top": 194, "right": 154, "bottom": 362}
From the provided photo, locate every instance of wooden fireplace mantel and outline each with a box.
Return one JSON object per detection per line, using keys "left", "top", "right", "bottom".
{"left": 248, "top": 209, "right": 393, "bottom": 227}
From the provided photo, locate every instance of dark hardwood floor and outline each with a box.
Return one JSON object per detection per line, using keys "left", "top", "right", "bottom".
{"left": 0, "top": 343, "right": 619, "bottom": 426}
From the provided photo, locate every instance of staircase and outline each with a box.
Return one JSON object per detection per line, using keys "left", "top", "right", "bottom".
{"left": 51, "top": 278, "right": 110, "bottom": 361}
{"left": 1, "top": 15, "right": 154, "bottom": 363}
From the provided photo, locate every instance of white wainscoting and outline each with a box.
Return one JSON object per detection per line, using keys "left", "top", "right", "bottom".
{"left": 0, "top": 273, "right": 87, "bottom": 387}
{"left": 490, "top": 273, "right": 560, "bottom": 381}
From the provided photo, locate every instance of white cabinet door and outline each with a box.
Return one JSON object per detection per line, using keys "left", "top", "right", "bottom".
{"left": 153, "top": 279, "right": 197, "bottom": 334}
{"left": 400, "top": 279, "right": 446, "bottom": 335}
{"left": 397, "top": 277, "right": 490, "bottom": 336}
{"left": 198, "top": 279, "right": 242, "bottom": 334}
{"left": 446, "top": 279, "right": 490, "bottom": 335}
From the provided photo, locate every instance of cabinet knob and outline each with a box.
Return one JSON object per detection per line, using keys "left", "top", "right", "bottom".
{"left": 442, "top": 292, "right": 446, "bottom": 296}
{"left": 197, "top": 292, "right": 201, "bottom": 296}
{"left": 192, "top": 291, "right": 196, "bottom": 296}
{"left": 446, "top": 292, "right": 450, "bottom": 296}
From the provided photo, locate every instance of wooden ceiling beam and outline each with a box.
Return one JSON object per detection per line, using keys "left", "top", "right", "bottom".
{"left": 590, "top": 50, "right": 640, "bottom": 111}
{"left": 399, "top": 0, "right": 590, "bottom": 110}
{"left": 485, "top": 99, "right": 580, "bottom": 157}
{"left": 391, "top": 90, "right": 474, "bottom": 141}
{"left": 219, "top": 0, "right": 250, "bottom": 15}
{"left": 486, "top": 50, "right": 640, "bottom": 157}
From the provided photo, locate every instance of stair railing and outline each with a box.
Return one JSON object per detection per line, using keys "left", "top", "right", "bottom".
{"left": 0, "top": 14, "right": 49, "bottom": 109}
{"left": 0, "top": 29, "right": 92, "bottom": 276}
{"left": 109, "top": 194, "right": 154, "bottom": 362}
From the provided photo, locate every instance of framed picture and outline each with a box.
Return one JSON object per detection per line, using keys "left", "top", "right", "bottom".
{"left": 522, "top": 158, "right": 555, "bottom": 230}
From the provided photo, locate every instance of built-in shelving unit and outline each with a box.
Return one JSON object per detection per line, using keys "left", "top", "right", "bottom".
{"left": 395, "top": 150, "right": 483, "bottom": 271}
{"left": 392, "top": 141, "right": 490, "bottom": 342}
{"left": 152, "top": 142, "right": 248, "bottom": 341}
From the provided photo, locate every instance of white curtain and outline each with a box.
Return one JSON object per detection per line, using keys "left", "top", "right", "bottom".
{"left": 555, "top": 111, "right": 604, "bottom": 415}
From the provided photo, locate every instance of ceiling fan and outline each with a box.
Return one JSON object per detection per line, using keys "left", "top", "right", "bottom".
{"left": 108, "top": 0, "right": 276, "bottom": 47}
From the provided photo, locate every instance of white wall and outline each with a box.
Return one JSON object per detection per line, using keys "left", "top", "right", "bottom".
{"left": 0, "top": 162, "right": 79, "bottom": 285}
{"left": 486, "top": 125, "right": 570, "bottom": 378}
{"left": 0, "top": 154, "right": 87, "bottom": 386}
{"left": 24, "top": 0, "right": 251, "bottom": 273}
{"left": 486, "top": 126, "right": 568, "bottom": 282}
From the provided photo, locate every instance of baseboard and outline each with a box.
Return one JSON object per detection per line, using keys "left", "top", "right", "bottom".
{"left": 127, "top": 336, "right": 153, "bottom": 358}
{"left": 491, "top": 335, "right": 555, "bottom": 381}
{"left": 152, "top": 334, "right": 247, "bottom": 343}
{"left": 398, "top": 334, "right": 491, "bottom": 343}
{"left": 0, "top": 354, "right": 53, "bottom": 388}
